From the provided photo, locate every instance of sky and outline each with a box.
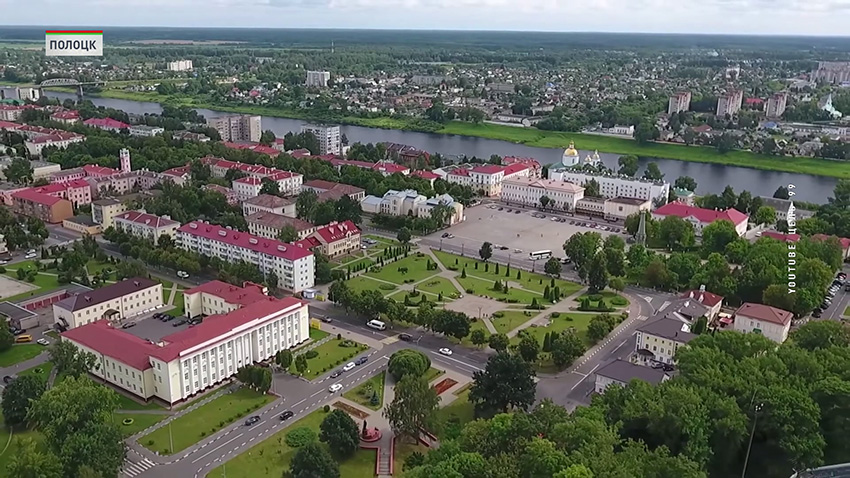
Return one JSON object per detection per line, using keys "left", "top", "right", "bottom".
{"left": 1, "top": 0, "right": 850, "bottom": 36}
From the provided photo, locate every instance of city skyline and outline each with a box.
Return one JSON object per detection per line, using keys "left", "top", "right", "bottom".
{"left": 1, "top": 0, "right": 850, "bottom": 36}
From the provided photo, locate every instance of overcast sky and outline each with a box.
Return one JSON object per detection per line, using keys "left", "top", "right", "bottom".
{"left": 2, "top": 0, "right": 850, "bottom": 36}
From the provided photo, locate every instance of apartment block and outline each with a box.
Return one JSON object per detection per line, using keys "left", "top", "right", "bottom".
{"left": 207, "top": 115, "right": 262, "bottom": 142}
{"left": 52, "top": 277, "right": 162, "bottom": 330}
{"left": 301, "top": 124, "right": 341, "bottom": 156}
{"left": 114, "top": 211, "right": 180, "bottom": 242}
{"left": 667, "top": 91, "right": 691, "bottom": 115}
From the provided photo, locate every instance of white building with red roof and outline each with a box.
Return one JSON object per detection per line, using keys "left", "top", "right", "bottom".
{"left": 50, "top": 110, "right": 81, "bottom": 124}
{"left": 161, "top": 165, "right": 191, "bottom": 186}
{"left": 222, "top": 141, "right": 280, "bottom": 158}
{"left": 732, "top": 302, "right": 794, "bottom": 343}
{"left": 322, "top": 157, "right": 410, "bottom": 177}
{"left": 114, "top": 211, "right": 180, "bottom": 242}
{"left": 411, "top": 170, "right": 440, "bottom": 187}
{"left": 177, "top": 221, "right": 314, "bottom": 292}
{"left": 201, "top": 156, "right": 302, "bottom": 196}
{"left": 233, "top": 176, "right": 264, "bottom": 201}
{"left": 444, "top": 162, "right": 531, "bottom": 196}
{"left": 61, "top": 295, "right": 308, "bottom": 404}
{"left": 0, "top": 104, "right": 26, "bottom": 121}
{"left": 83, "top": 117, "right": 130, "bottom": 132}
{"left": 811, "top": 234, "right": 850, "bottom": 259}
{"left": 679, "top": 289, "right": 724, "bottom": 320}
{"left": 202, "top": 184, "right": 238, "bottom": 205}
{"left": 295, "top": 220, "right": 360, "bottom": 258}
{"left": 29, "top": 179, "right": 92, "bottom": 207}
{"left": 183, "top": 280, "right": 268, "bottom": 318}
{"left": 652, "top": 202, "right": 749, "bottom": 236}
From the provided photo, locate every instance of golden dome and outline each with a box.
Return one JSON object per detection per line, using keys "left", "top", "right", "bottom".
{"left": 564, "top": 141, "right": 578, "bottom": 157}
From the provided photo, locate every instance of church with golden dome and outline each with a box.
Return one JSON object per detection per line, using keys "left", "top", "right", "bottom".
{"left": 561, "top": 142, "right": 602, "bottom": 168}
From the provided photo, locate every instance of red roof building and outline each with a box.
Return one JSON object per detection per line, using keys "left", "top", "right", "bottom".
{"left": 83, "top": 117, "right": 131, "bottom": 132}
{"left": 733, "top": 302, "right": 794, "bottom": 343}
{"left": 62, "top": 320, "right": 159, "bottom": 371}
{"left": 652, "top": 202, "right": 749, "bottom": 237}
{"left": 183, "top": 280, "right": 268, "bottom": 318}
{"left": 296, "top": 220, "right": 361, "bottom": 258}
{"left": 11, "top": 189, "right": 73, "bottom": 223}
{"left": 761, "top": 231, "right": 800, "bottom": 243}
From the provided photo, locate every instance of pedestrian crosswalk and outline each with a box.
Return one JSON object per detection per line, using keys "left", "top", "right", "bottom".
{"left": 637, "top": 315, "right": 648, "bottom": 321}
{"left": 121, "top": 457, "right": 156, "bottom": 477}
{"left": 658, "top": 301, "right": 671, "bottom": 312}
{"left": 381, "top": 336, "right": 399, "bottom": 345}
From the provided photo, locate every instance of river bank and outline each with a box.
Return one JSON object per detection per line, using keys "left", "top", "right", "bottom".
{"left": 51, "top": 87, "right": 850, "bottom": 179}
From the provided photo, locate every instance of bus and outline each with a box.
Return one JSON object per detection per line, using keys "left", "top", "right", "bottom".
{"left": 529, "top": 250, "right": 552, "bottom": 261}
{"left": 366, "top": 319, "right": 386, "bottom": 331}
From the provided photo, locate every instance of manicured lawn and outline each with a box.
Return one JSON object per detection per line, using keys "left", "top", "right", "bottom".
{"left": 334, "top": 256, "right": 375, "bottom": 272}
{"left": 432, "top": 250, "right": 582, "bottom": 298}
{"left": 510, "top": 313, "right": 595, "bottom": 347}
{"left": 343, "top": 371, "right": 385, "bottom": 410}
{"left": 113, "top": 412, "right": 169, "bottom": 437}
{"left": 208, "top": 408, "right": 377, "bottom": 478}
{"left": 86, "top": 260, "right": 115, "bottom": 277}
{"left": 116, "top": 393, "right": 166, "bottom": 411}
{"left": 577, "top": 291, "right": 630, "bottom": 309}
{"left": 416, "top": 276, "right": 462, "bottom": 300}
{"left": 365, "top": 253, "right": 440, "bottom": 285}
{"left": 460, "top": 318, "right": 491, "bottom": 346}
{"left": 309, "top": 327, "right": 330, "bottom": 341}
{"left": 457, "top": 275, "right": 542, "bottom": 305}
{"left": 434, "top": 389, "right": 474, "bottom": 440}
{"left": 844, "top": 306, "right": 850, "bottom": 317}
{"left": 290, "top": 338, "right": 369, "bottom": 379}
{"left": 141, "top": 388, "right": 274, "bottom": 455}
{"left": 394, "top": 441, "right": 429, "bottom": 475}
{"left": 0, "top": 415, "right": 46, "bottom": 476}
{"left": 17, "top": 361, "right": 53, "bottom": 384}
{"left": 423, "top": 367, "right": 445, "bottom": 383}
{"left": 491, "top": 309, "right": 538, "bottom": 335}
{"left": 346, "top": 275, "right": 394, "bottom": 295}
{"left": 0, "top": 345, "right": 45, "bottom": 367}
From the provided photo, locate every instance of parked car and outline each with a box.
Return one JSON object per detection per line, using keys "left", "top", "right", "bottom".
{"left": 845, "top": 283, "right": 850, "bottom": 292}
{"left": 514, "top": 210, "right": 521, "bottom": 214}
{"left": 24, "top": 253, "right": 37, "bottom": 259}
{"left": 328, "top": 383, "right": 343, "bottom": 393}
{"left": 343, "top": 362, "right": 356, "bottom": 372}
{"left": 279, "top": 410, "right": 294, "bottom": 421}
{"left": 813, "top": 309, "right": 823, "bottom": 318}
{"left": 121, "top": 322, "right": 137, "bottom": 329}
{"left": 320, "top": 317, "right": 333, "bottom": 323}
{"left": 330, "top": 370, "right": 342, "bottom": 378}
{"left": 244, "top": 416, "right": 261, "bottom": 426}
{"left": 36, "top": 338, "right": 49, "bottom": 346}
{"left": 439, "top": 348, "right": 453, "bottom": 356}
{"left": 355, "top": 356, "right": 368, "bottom": 366}
{"left": 173, "top": 320, "right": 187, "bottom": 327}
{"left": 398, "top": 333, "right": 413, "bottom": 341}
{"left": 177, "top": 270, "right": 189, "bottom": 279}
{"left": 441, "top": 232, "right": 450, "bottom": 238}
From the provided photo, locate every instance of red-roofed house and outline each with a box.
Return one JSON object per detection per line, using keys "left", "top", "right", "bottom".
{"left": 811, "top": 234, "right": 850, "bottom": 259}
{"left": 11, "top": 189, "right": 73, "bottom": 223}
{"left": 445, "top": 163, "right": 531, "bottom": 196}
{"left": 679, "top": 289, "right": 724, "bottom": 320}
{"left": 0, "top": 120, "right": 22, "bottom": 131}
{"left": 114, "top": 211, "right": 180, "bottom": 242}
{"left": 61, "top": 296, "right": 309, "bottom": 403}
{"left": 83, "top": 117, "right": 130, "bottom": 132}
{"left": 503, "top": 156, "right": 542, "bottom": 178}
{"left": 200, "top": 156, "right": 302, "bottom": 195}
{"left": 296, "top": 220, "right": 360, "bottom": 257}
{"left": 222, "top": 141, "right": 281, "bottom": 158}
{"left": 652, "top": 202, "right": 749, "bottom": 236}
{"left": 412, "top": 170, "right": 440, "bottom": 187}
{"left": 0, "top": 105, "right": 25, "bottom": 121}
{"left": 233, "top": 176, "right": 264, "bottom": 201}
{"left": 177, "top": 221, "right": 314, "bottom": 292}
{"left": 50, "top": 110, "right": 81, "bottom": 124}
{"left": 761, "top": 231, "right": 800, "bottom": 243}
{"left": 82, "top": 164, "right": 121, "bottom": 178}
{"left": 325, "top": 158, "right": 411, "bottom": 177}
{"left": 183, "top": 280, "right": 268, "bottom": 318}
{"left": 29, "top": 178, "right": 92, "bottom": 207}
{"left": 23, "top": 130, "right": 85, "bottom": 157}
{"left": 733, "top": 302, "right": 794, "bottom": 343}
{"left": 161, "top": 165, "right": 191, "bottom": 186}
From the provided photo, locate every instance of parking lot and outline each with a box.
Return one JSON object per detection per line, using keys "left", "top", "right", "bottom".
{"left": 429, "top": 204, "right": 626, "bottom": 259}
{"left": 121, "top": 311, "right": 192, "bottom": 342}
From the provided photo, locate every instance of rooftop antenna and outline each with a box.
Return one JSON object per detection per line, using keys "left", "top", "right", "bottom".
{"left": 636, "top": 211, "right": 647, "bottom": 246}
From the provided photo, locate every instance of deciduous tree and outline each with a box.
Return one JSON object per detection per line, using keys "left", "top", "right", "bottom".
{"left": 320, "top": 409, "right": 360, "bottom": 457}
{"left": 384, "top": 374, "right": 439, "bottom": 443}
{"left": 469, "top": 352, "right": 536, "bottom": 417}
{"left": 1, "top": 375, "right": 46, "bottom": 425}
{"left": 290, "top": 441, "right": 340, "bottom": 478}
{"left": 479, "top": 242, "right": 493, "bottom": 262}
{"left": 388, "top": 349, "right": 431, "bottom": 381}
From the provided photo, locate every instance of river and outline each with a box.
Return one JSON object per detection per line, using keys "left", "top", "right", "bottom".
{"left": 47, "top": 92, "right": 836, "bottom": 203}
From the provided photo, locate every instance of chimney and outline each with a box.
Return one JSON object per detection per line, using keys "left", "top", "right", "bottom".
{"left": 699, "top": 284, "right": 706, "bottom": 292}
{"left": 689, "top": 291, "right": 694, "bottom": 298}
{"left": 684, "top": 300, "right": 690, "bottom": 308}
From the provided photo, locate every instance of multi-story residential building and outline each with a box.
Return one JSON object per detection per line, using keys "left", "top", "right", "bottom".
{"left": 0, "top": 86, "right": 40, "bottom": 102}
{"left": 246, "top": 212, "right": 315, "bottom": 240}
{"left": 301, "top": 124, "right": 341, "bottom": 156}
{"left": 160, "top": 165, "right": 191, "bottom": 186}
{"left": 28, "top": 179, "right": 92, "bottom": 207}
{"left": 61, "top": 295, "right": 308, "bottom": 404}
{"left": 306, "top": 71, "right": 331, "bottom": 87}
{"left": 652, "top": 202, "right": 749, "bottom": 236}
{"left": 114, "top": 211, "right": 180, "bottom": 242}
{"left": 207, "top": 115, "right": 262, "bottom": 142}
{"left": 52, "top": 277, "right": 162, "bottom": 330}
{"left": 222, "top": 142, "right": 280, "bottom": 158}
{"left": 416, "top": 194, "right": 465, "bottom": 226}
{"left": 811, "top": 61, "right": 850, "bottom": 84}
{"left": 183, "top": 280, "right": 268, "bottom": 319}
{"left": 19, "top": 126, "right": 86, "bottom": 157}
{"left": 242, "top": 194, "right": 296, "bottom": 217}
{"left": 129, "top": 125, "right": 165, "bottom": 137}
{"left": 11, "top": 189, "right": 73, "bottom": 223}
{"left": 295, "top": 221, "right": 361, "bottom": 258}
{"left": 501, "top": 178, "right": 585, "bottom": 210}
{"left": 167, "top": 60, "right": 194, "bottom": 71}
{"left": 678, "top": 288, "right": 724, "bottom": 321}
{"left": 634, "top": 317, "right": 696, "bottom": 366}
{"left": 765, "top": 92, "right": 788, "bottom": 118}
{"left": 732, "top": 302, "right": 793, "bottom": 344}
{"left": 444, "top": 163, "right": 531, "bottom": 197}
{"left": 83, "top": 117, "right": 131, "bottom": 132}
{"left": 92, "top": 198, "right": 129, "bottom": 229}
{"left": 49, "top": 110, "right": 80, "bottom": 124}
{"left": 0, "top": 105, "right": 24, "bottom": 121}
{"left": 201, "top": 157, "right": 302, "bottom": 196}
{"left": 177, "top": 221, "right": 315, "bottom": 292}
{"left": 87, "top": 171, "right": 164, "bottom": 197}
{"left": 668, "top": 91, "right": 692, "bottom": 115}
{"left": 301, "top": 180, "right": 366, "bottom": 202}
{"left": 716, "top": 89, "right": 744, "bottom": 117}
{"left": 547, "top": 169, "right": 670, "bottom": 204}
{"left": 322, "top": 158, "right": 410, "bottom": 176}
{"left": 232, "top": 176, "right": 263, "bottom": 201}
{"left": 361, "top": 189, "right": 426, "bottom": 216}
{"left": 594, "top": 359, "right": 670, "bottom": 394}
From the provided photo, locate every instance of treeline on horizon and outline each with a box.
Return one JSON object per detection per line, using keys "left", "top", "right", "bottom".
{"left": 2, "top": 26, "right": 850, "bottom": 51}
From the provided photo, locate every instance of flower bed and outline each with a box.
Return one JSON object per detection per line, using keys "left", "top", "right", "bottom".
{"left": 432, "top": 378, "right": 458, "bottom": 396}
{"left": 122, "top": 418, "right": 135, "bottom": 426}
{"left": 333, "top": 400, "right": 369, "bottom": 420}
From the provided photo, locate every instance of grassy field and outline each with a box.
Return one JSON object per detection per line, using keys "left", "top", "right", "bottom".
{"left": 342, "top": 371, "right": 385, "bottom": 410}
{"left": 460, "top": 318, "right": 492, "bottom": 346}
{"left": 511, "top": 313, "right": 595, "bottom": 346}
{"left": 491, "top": 310, "right": 538, "bottom": 335}
{"left": 577, "top": 291, "right": 630, "bottom": 309}
{"left": 434, "top": 389, "right": 474, "bottom": 440}
{"left": 113, "top": 412, "right": 169, "bottom": 438}
{"left": 0, "top": 345, "right": 45, "bottom": 367}
{"left": 17, "top": 361, "right": 53, "bottom": 384}
{"left": 290, "top": 337, "right": 369, "bottom": 379}
{"left": 416, "top": 276, "right": 462, "bottom": 299}
{"left": 1, "top": 263, "right": 62, "bottom": 303}
{"left": 365, "top": 254, "right": 440, "bottom": 285}
{"left": 334, "top": 256, "right": 375, "bottom": 272}
{"left": 0, "top": 415, "right": 46, "bottom": 476}
{"left": 346, "top": 276, "right": 395, "bottom": 295}
{"left": 437, "top": 121, "right": 850, "bottom": 179}
{"left": 423, "top": 367, "right": 445, "bottom": 383}
{"left": 844, "top": 306, "right": 850, "bottom": 317}
{"left": 456, "top": 275, "right": 541, "bottom": 305}
{"left": 207, "top": 408, "right": 377, "bottom": 478}
{"left": 394, "top": 441, "right": 429, "bottom": 475}
{"left": 141, "top": 388, "right": 274, "bottom": 455}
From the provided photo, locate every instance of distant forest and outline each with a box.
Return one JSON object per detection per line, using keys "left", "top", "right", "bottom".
{"left": 2, "top": 26, "right": 850, "bottom": 52}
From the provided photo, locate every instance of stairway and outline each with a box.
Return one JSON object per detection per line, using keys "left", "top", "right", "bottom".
{"left": 377, "top": 447, "right": 392, "bottom": 475}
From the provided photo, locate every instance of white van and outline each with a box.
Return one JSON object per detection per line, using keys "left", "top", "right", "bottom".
{"left": 366, "top": 319, "right": 386, "bottom": 331}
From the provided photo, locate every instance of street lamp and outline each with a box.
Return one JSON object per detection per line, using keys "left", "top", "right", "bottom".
{"left": 439, "top": 238, "right": 443, "bottom": 251}
{"left": 741, "top": 401, "right": 764, "bottom": 478}
{"left": 461, "top": 243, "right": 465, "bottom": 257}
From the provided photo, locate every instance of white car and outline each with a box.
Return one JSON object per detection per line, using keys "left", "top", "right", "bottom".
{"left": 342, "top": 362, "right": 356, "bottom": 372}
{"left": 177, "top": 271, "right": 189, "bottom": 278}
{"left": 438, "top": 348, "right": 453, "bottom": 356}
{"left": 328, "top": 383, "right": 343, "bottom": 393}
{"left": 25, "top": 253, "right": 37, "bottom": 259}
{"left": 36, "top": 338, "right": 49, "bottom": 346}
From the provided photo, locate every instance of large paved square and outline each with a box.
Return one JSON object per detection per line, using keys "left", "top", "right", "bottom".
{"left": 0, "top": 275, "right": 38, "bottom": 300}
{"left": 444, "top": 294, "right": 506, "bottom": 319}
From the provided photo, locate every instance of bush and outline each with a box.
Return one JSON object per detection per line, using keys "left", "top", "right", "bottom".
{"left": 492, "top": 312, "right": 505, "bottom": 318}
{"left": 379, "top": 284, "right": 395, "bottom": 291}
{"left": 323, "top": 405, "right": 331, "bottom": 412}
{"left": 285, "top": 427, "right": 317, "bottom": 447}
{"left": 611, "top": 296, "right": 628, "bottom": 306}
{"left": 447, "top": 266, "right": 458, "bottom": 271}
{"left": 465, "top": 288, "right": 474, "bottom": 294}
{"left": 304, "top": 350, "right": 319, "bottom": 359}
{"left": 588, "top": 294, "right": 603, "bottom": 302}
{"left": 550, "top": 312, "right": 561, "bottom": 318}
